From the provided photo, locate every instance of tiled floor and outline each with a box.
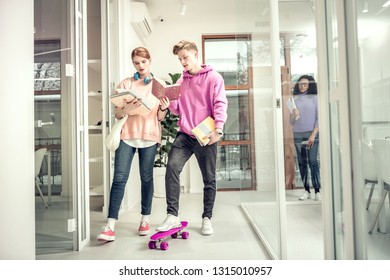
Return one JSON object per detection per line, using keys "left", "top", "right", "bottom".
{"left": 37, "top": 192, "right": 270, "bottom": 260}
{"left": 36, "top": 189, "right": 389, "bottom": 260}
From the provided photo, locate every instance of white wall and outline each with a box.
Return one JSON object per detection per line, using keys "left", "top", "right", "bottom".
{"left": 360, "top": 25, "right": 390, "bottom": 122}
{"left": 0, "top": 0, "right": 35, "bottom": 259}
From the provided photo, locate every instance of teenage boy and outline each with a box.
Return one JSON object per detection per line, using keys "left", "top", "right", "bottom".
{"left": 156, "top": 40, "right": 228, "bottom": 235}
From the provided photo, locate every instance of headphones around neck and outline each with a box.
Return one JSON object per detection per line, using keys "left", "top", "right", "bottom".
{"left": 134, "top": 72, "right": 154, "bottom": 85}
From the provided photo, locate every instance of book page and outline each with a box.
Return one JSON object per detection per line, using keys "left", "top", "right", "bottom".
{"left": 286, "top": 97, "right": 297, "bottom": 113}
{"left": 110, "top": 89, "right": 152, "bottom": 115}
{"left": 151, "top": 77, "right": 181, "bottom": 100}
{"left": 110, "top": 88, "right": 152, "bottom": 110}
{"left": 286, "top": 96, "right": 299, "bottom": 120}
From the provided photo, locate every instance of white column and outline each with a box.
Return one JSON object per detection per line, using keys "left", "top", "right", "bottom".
{"left": 0, "top": 0, "right": 35, "bottom": 259}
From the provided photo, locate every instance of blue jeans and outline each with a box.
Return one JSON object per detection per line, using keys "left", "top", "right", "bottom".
{"left": 294, "top": 132, "right": 320, "bottom": 192}
{"left": 108, "top": 141, "right": 157, "bottom": 219}
{"left": 165, "top": 132, "right": 217, "bottom": 219}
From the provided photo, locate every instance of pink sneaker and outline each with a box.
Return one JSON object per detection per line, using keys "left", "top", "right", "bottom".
{"left": 97, "top": 226, "right": 115, "bottom": 242}
{"left": 138, "top": 221, "right": 150, "bottom": 236}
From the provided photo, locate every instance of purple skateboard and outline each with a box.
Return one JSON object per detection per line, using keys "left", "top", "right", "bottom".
{"left": 148, "top": 221, "right": 189, "bottom": 250}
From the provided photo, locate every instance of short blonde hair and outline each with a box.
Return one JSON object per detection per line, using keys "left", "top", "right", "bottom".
{"left": 172, "top": 40, "right": 198, "bottom": 55}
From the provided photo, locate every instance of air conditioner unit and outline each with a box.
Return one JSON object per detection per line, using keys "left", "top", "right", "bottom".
{"left": 130, "top": 2, "right": 153, "bottom": 39}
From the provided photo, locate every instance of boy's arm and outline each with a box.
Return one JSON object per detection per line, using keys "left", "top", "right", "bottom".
{"left": 167, "top": 76, "right": 183, "bottom": 115}
{"left": 212, "top": 74, "right": 228, "bottom": 131}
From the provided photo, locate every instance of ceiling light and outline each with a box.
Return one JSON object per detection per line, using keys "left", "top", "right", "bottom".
{"left": 179, "top": 1, "right": 187, "bottom": 16}
{"left": 362, "top": 1, "right": 368, "bottom": 13}
{"left": 383, "top": 0, "right": 390, "bottom": 8}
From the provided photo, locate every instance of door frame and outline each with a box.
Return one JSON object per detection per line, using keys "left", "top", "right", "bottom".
{"left": 316, "top": 0, "right": 355, "bottom": 259}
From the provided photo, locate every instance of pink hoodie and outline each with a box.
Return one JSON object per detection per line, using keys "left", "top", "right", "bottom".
{"left": 169, "top": 65, "right": 228, "bottom": 137}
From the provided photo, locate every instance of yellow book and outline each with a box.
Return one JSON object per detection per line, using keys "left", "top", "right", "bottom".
{"left": 191, "top": 116, "right": 216, "bottom": 146}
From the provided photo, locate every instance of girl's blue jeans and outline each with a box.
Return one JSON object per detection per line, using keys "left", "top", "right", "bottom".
{"left": 108, "top": 140, "right": 157, "bottom": 219}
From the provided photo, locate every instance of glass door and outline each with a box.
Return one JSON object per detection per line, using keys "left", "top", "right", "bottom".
{"left": 34, "top": 0, "right": 89, "bottom": 254}
{"left": 34, "top": 0, "right": 76, "bottom": 254}
{"left": 234, "top": 0, "right": 287, "bottom": 259}
{"left": 322, "top": 0, "right": 355, "bottom": 259}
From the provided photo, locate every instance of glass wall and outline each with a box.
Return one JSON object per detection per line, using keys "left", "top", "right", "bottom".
{"left": 319, "top": 0, "right": 390, "bottom": 259}
{"left": 237, "top": 0, "right": 323, "bottom": 260}
{"left": 349, "top": 0, "right": 390, "bottom": 260}
{"left": 235, "top": 0, "right": 285, "bottom": 259}
{"left": 279, "top": 1, "right": 323, "bottom": 259}
{"left": 200, "top": 1, "right": 285, "bottom": 259}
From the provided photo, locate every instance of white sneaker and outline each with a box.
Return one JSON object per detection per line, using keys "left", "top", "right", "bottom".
{"left": 299, "top": 191, "right": 311, "bottom": 200}
{"left": 201, "top": 217, "right": 214, "bottom": 235}
{"left": 156, "top": 214, "right": 181, "bottom": 232}
{"left": 315, "top": 192, "right": 321, "bottom": 201}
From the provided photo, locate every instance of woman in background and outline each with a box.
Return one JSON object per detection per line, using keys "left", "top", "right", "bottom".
{"left": 290, "top": 75, "right": 320, "bottom": 201}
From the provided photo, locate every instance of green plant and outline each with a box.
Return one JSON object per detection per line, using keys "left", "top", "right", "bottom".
{"left": 154, "top": 73, "right": 181, "bottom": 167}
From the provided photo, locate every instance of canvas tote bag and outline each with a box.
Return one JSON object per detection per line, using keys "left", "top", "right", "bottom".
{"left": 105, "top": 114, "right": 128, "bottom": 152}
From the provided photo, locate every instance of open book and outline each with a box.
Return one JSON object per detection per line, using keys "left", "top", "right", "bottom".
{"left": 286, "top": 96, "right": 299, "bottom": 120}
{"left": 151, "top": 77, "right": 181, "bottom": 101}
{"left": 191, "top": 116, "right": 216, "bottom": 146}
{"left": 110, "top": 88, "right": 152, "bottom": 115}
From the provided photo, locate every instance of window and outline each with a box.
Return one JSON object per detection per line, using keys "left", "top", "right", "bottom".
{"left": 203, "top": 35, "right": 255, "bottom": 190}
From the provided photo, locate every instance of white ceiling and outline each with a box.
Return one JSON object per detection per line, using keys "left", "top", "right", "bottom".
{"left": 142, "top": 0, "right": 316, "bottom": 34}
{"left": 141, "top": 0, "right": 390, "bottom": 40}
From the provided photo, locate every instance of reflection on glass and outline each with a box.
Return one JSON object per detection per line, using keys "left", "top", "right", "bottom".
{"left": 204, "top": 36, "right": 254, "bottom": 191}
{"left": 217, "top": 144, "right": 252, "bottom": 189}
{"left": 204, "top": 38, "right": 249, "bottom": 86}
{"left": 34, "top": 40, "right": 61, "bottom": 91}
{"left": 34, "top": 40, "right": 62, "bottom": 195}
{"left": 223, "top": 90, "right": 250, "bottom": 141}
{"left": 216, "top": 91, "right": 252, "bottom": 190}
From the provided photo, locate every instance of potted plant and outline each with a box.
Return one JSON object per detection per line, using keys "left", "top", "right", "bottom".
{"left": 153, "top": 73, "right": 181, "bottom": 197}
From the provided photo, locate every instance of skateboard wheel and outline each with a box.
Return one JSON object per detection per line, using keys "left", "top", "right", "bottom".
{"left": 182, "top": 231, "right": 189, "bottom": 239}
{"left": 171, "top": 233, "right": 178, "bottom": 239}
{"left": 160, "top": 241, "right": 169, "bottom": 250}
{"left": 148, "top": 241, "right": 157, "bottom": 249}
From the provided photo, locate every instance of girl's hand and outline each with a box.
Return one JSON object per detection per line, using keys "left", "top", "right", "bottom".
{"left": 122, "top": 98, "right": 142, "bottom": 115}
{"left": 307, "top": 134, "right": 315, "bottom": 149}
{"left": 159, "top": 97, "right": 170, "bottom": 111}
{"left": 292, "top": 108, "right": 300, "bottom": 118}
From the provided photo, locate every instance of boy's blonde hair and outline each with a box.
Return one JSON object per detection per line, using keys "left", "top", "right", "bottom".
{"left": 172, "top": 40, "right": 198, "bottom": 55}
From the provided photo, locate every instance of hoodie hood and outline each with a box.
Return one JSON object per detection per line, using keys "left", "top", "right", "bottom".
{"left": 182, "top": 64, "right": 213, "bottom": 80}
